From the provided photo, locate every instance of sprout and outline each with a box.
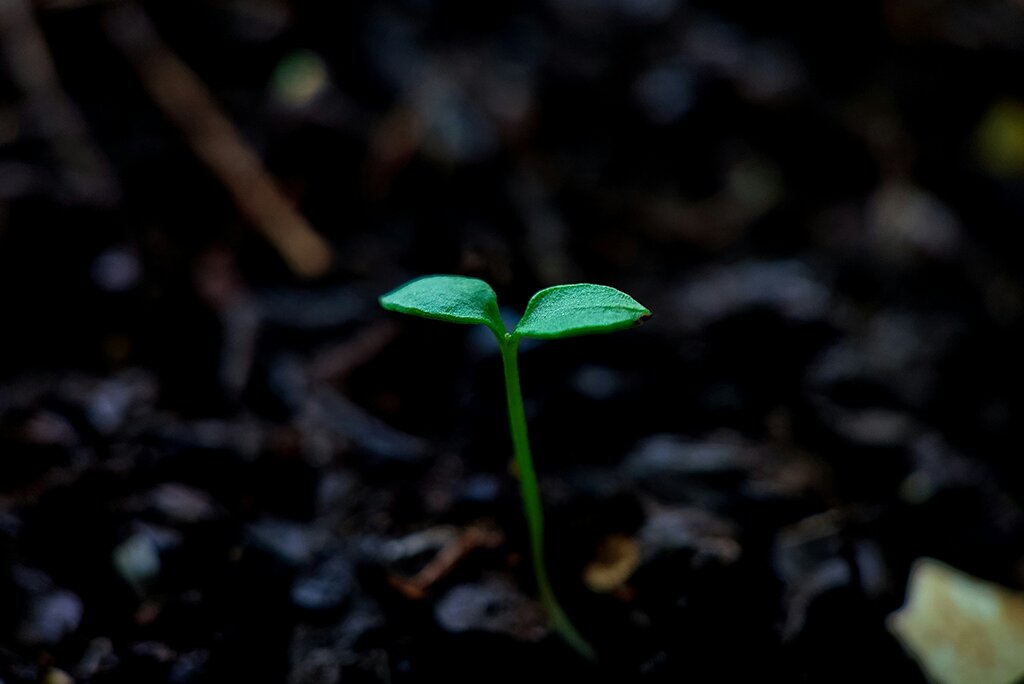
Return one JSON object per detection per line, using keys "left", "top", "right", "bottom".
{"left": 381, "top": 275, "right": 650, "bottom": 658}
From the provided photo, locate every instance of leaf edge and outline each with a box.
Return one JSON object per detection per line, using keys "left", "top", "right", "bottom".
{"left": 512, "top": 283, "right": 651, "bottom": 340}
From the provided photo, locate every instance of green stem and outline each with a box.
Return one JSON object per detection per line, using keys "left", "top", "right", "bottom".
{"left": 499, "top": 334, "right": 595, "bottom": 660}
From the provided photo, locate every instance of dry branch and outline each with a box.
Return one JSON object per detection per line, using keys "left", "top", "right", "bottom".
{"left": 102, "top": 2, "right": 333, "bottom": 278}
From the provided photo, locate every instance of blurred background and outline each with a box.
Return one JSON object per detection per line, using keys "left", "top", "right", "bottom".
{"left": 2, "top": 0, "right": 1024, "bottom": 681}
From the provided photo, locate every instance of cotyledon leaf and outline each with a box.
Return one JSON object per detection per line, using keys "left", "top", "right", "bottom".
{"left": 379, "top": 275, "right": 506, "bottom": 337}
{"left": 513, "top": 283, "right": 650, "bottom": 340}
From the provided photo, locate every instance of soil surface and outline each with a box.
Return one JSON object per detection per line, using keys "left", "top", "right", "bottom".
{"left": 2, "top": 1, "right": 1024, "bottom": 682}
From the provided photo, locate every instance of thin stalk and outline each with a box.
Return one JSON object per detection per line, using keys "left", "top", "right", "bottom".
{"left": 499, "top": 334, "right": 595, "bottom": 660}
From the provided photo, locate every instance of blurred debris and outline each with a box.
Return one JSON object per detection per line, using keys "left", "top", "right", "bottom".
{"left": 631, "top": 155, "right": 784, "bottom": 249}
{"left": 807, "top": 310, "right": 962, "bottom": 410}
{"left": 624, "top": 432, "right": 827, "bottom": 510}
{"left": 271, "top": 50, "right": 329, "bottom": 109}
{"left": 303, "top": 384, "right": 427, "bottom": 464}
{"left": 974, "top": 98, "right": 1024, "bottom": 178}
{"left": 633, "top": 60, "right": 696, "bottom": 125}
{"left": 512, "top": 165, "right": 579, "bottom": 285}
{"left": 817, "top": 407, "right": 916, "bottom": 449}
{"left": 884, "top": 0, "right": 1024, "bottom": 50}
{"left": 736, "top": 40, "right": 805, "bottom": 103}
{"left": 570, "top": 364, "right": 625, "bottom": 401}
{"left": 222, "top": 0, "right": 291, "bottom": 43}
{"left": 359, "top": 525, "right": 455, "bottom": 570}
{"left": 168, "top": 649, "right": 209, "bottom": 683}
{"left": 20, "top": 409, "right": 77, "bottom": 447}
{"left": 774, "top": 509, "right": 889, "bottom": 641}
{"left": 867, "top": 180, "right": 963, "bottom": 263}
{"left": 684, "top": 18, "right": 745, "bottom": 75}
{"left": 153, "top": 415, "right": 267, "bottom": 459}
{"left": 451, "top": 472, "right": 503, "bottom": 512}
{"left": 289, "top": 595, "right": 386, "bottom": 684}
{"left": 74, "top": 637, "right": 116, "bottom": 680}
{"left": 584, "top": 533, "right": 640, "bottom": 592}
{"left": 314, "top": 468, "right": 358, "bottom": 520}
{"left": 902, "top": 431, "right": 1024, "bottom": 542}
{"left": 42, "top": 668, "right": 73, "bottom": 684}
{"left": 900, "top": 432, "right": 982, "bottom": 504}
{"left": 639, "top": 504, "right": 741, "bottom": 568}
{"left": 91, "top": 245, "right": 143, "bottom": 293}
{"left": 308, "top": 320, "right": 398, "bottom": 383}
{"left": 7, "top": 370, "right": 160, "bottom": 440}
{"left": 258, "top": 287, "right": 365, "bottom": 330}
{"left": 416, "top": 69, "right": 500, "bottom": 166}
{"left": 889, "top": 558, "right": 1024, "bottom": 684}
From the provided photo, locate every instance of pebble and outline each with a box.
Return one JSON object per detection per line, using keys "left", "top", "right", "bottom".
{"left": 148, "top": 483, "right": 217, "bottom": 524}
{"left": 815, "top": 406, "right": 916, "bottom": 448}
{"left": 570, "top": 364, "right": 625, "bottom": 401}
{"left": 867, "top": 180, "right": 962, "bottom": 263}
{"left": 291, "top": 550, "right": 355, "bottom": 614}
{"left": 315, "top": 469, "right": 358, "bottom": 518}
{"left": 624, "top": 434, "right": 752, "bottom": 479}
{"left": 247, "top": 518, "right": 328, "bottom": 567}
{"left": 22, "top": 590, "right": 83, "bottom": 644}
{"left": 806, "top": 310, "right": 962, "bottom": 410}
{"left": 14, "top": 567, "right": 83, "bottom": 645}
{"left": 434, "top": 576, "right": 547, "bottom": 641}
{"left": 113, "top": 532, "right": 162, "bottom": 593}
{"left": 669, "top": 260, "right": 831, "bottom": 331}
{"left": 42, "top": 669, "right": 73, "bottom": 684}
{"left": 168, "top": 649, "right": 209, "bottom": 684}
{"left": 633, "top": 61, "right": 695, "bottom": 125}
{"left": 358, "top": 526, "right": 459, "bottom": 566}
{"left": 271, "top": 50, "right": 330, "bottom": 109}
{"left": 80, "top": 371, "right": 158, "bottom": 435}
{"left": 454, "top": 472, "right": 502, "bottom": 506}
{"left": 289, "top": 596, "right": 386, "bottom": 683}
{"left": 639, "top": 505, "right": 741, "bottom": 567}
{"left": 91, "top": 246, "right": 142, "bottom": 293}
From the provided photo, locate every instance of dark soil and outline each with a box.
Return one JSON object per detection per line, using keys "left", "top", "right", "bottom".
{"left": 2, "top": 1, "right": 1024, "bottom": 681}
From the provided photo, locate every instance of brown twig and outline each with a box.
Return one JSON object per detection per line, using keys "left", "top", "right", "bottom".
{"left": 388, "top": 522, "right": 505, "bottom": 600}
{"left": 0, "top": 0, "right": 119, "bottom": 204}
{"left": 102, "top": 2, "right": 333, "bottom": 278}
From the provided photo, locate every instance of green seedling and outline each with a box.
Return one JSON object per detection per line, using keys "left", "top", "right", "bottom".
{"left": 380, "top": 275, "right": 650, "bottom": 659}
